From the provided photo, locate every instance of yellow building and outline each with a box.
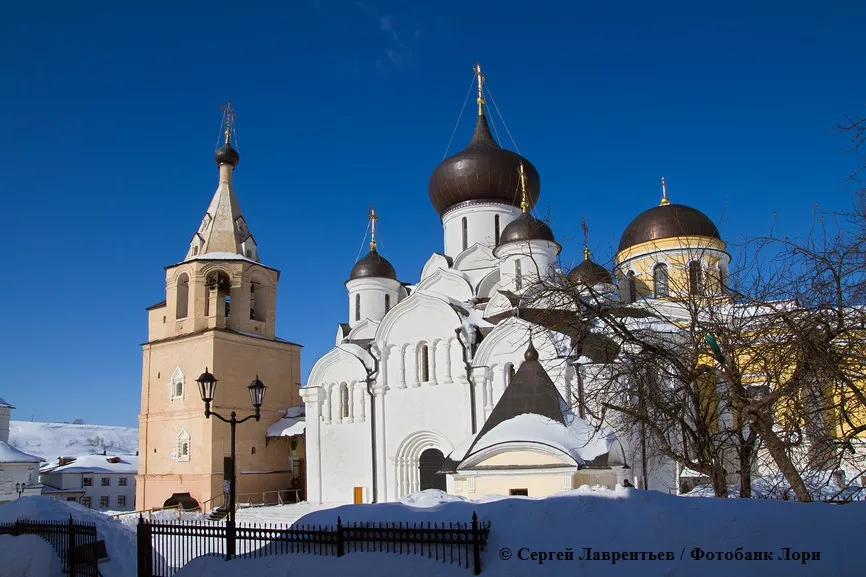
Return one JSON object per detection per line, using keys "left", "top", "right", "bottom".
{"left": 136, "top": 107, "right": 303, "bottom": 511}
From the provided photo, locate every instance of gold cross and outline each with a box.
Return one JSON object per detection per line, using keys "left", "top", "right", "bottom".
{"left": 518, "top": 162, "right": 529, "bottom": 213}
{"left": 473, "top": 63, "right": 485, "bottom": 115}
{"left": 660, "top": 176, "right": 669, "bottom": 206}
{"left": 220, "top": 100, "right": 237, "bottom": 145}
{"left": 368, "top": 205, "right": 379, "bottom": 250}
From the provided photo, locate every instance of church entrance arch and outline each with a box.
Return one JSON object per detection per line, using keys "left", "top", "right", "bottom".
{"left": 163, "top": 492, "right": 200, "bottom": 511}
{"left": 419, "top": 448, "right": 446, "bottom": 491}
{"left": 393, "top": 430, "right": 453, "bottom": 498}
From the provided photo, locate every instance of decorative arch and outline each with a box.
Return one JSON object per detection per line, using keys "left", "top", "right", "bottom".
{"left": 374, "top": 291, "right": 463, "bottom": 345}
{"left": 459, "top": 441, "right": 578, "bottom": 471}
{"left": 393, "top": 430, "right": 454, "bottom": 498}
{"left": 419, "top": 253, "right": 453, "bottom": 282}
{"left": 306, "top": 347, "right": 371, "bottom": 400}
{"left": 170, "top": 367, "right": 185, "bottom": 400}
{"left": 475, "top": 268, "right": 501, "bottom": 300}
{"left": 348, "top": 318, "right": 380, "bottom": 341}
{"left": 174, "top": 429, "right": 190, "bottom": 462}
{"left": 452, "top": 243, "right": 497, "bottom": 272}
{"left": 482, "top": 291, "right": 514, "bottom": 320}
{"left": 413, "top": 268, "right": 474, "bottom": 302}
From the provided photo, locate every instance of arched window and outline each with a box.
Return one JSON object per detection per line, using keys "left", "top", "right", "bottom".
{"left": 506, "top": 363, "right": 516, "bottom": 385}
{"left": 419, "top": 344, "right": 430, "bottom": 382}
{"left": 653, "top": 264, "right": 669, "bottom": 299}
{"left": 718, "top": 266, "right": 728, "bottom": 293}
{"left": 340, "top": 383, "right": 350, "bottom": 418}
{"left": 355, "top": 293, "right": 361, "bottom": 321}
{"left": 627, "top": 270, "right": 637, "bottom": 303}
{"left": 461, "top": 217, "right": 468, "bottom": 251}
{"left": 494, "top": 215, "right": 501, "bottom": 245}
{"left": 170, "top": 367, "right": 184, "bottom": 400}
{"left": 515, "top": 259, "right": 523, "bottom": 290}
{"left": 175, "top": 429, "right": 190, "bottom": 462}
{"left": 384, "top": 294, "right": 391, "bottom": 312}
{"left": 689, "top": 261, "right": 703, "bottom": 295}
{"left": 205, "top": 271, "right": 231, "bottom": 318}
{"left": 192, "top": 246, "right": 199, "bottom": 256}
{"left": 176, "top": 273, "right": 189, "bottom": 319}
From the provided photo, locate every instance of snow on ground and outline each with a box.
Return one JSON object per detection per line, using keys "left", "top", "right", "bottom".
{"left": 684, "top": 472, "right": 866, "bottom": 501}
{"left": 175, "top": 487, "right": 866, "bottom": 576}
{"left": 234, "top": 501, "right": 337, "bottom": 525}
{"left": 0, "top": 496, "right": 139, "bottom": 577}
{"left": 8, "top": 421, "right": 138, "bottom": 463}
{"left": 107, "top": 508, "right": 209, "bottom": 527}
{"left": 0, "top": 534, "right": 64, "bottom": 577}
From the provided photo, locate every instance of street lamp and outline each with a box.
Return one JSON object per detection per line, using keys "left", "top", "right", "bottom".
{"left": 15, "top": 483, "right": 26, "bottom": 498}
{"left": 196, "top": 367, "right": 267, "bottom": 555}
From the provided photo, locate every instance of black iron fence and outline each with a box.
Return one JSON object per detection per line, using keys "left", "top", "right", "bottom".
{"left": 138, "top": 513, "right": 490, "bottom": 577}
{"left": 0, "top": 516, "right": 103, "bottom": 577}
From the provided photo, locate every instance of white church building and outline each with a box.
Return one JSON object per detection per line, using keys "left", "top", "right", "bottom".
{"left": 302, "top": 69, "right": 726, "bottom": 505}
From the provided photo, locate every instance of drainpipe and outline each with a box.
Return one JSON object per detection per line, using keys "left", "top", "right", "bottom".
{"left": 455, "top": 327, "right": 478, "bottom": 434}
{"left": 362, "top": 349, "right": 381, "bottom": 503}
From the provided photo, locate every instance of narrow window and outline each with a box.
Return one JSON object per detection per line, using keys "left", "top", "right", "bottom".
{"left": 225, "top": 294, "right": 231, "bottom": 318}
{"left": 250, "top": 282, "right": 257, "bottom": 320}
{"left": 420, "top": 345, "right": 430, "bottom": 382}
{"left": 507, "top": 364, "right": 516, "bottom": 385}
{"left": 461, "top": 217, "right": 468, "bottom": 251}
{"left": 176, "top": 274, "right": 189, "bottom": 319}
{"left": 689, "top": 261, "right": 702, "bottom": 295}
{"left": 627, "top": 271, "right": 637, "bottom": 303}
{"left": 494, "top": 214, "right": 501, "bottom": 245}
{"left": 653, "top": 264, "right": 669, "bottom": 298}
{"left": 355, "top": 294, "right": 361, "bottom": 321}
{"left": 515, "top": 260, "right": 523, "bottom": 290}
{"left": 384, "top": 294, "right": 391, "bottom": 312}
{"left": 341, "top": 383, "right": 349, "bottom": 418}
{"left": 718, "top": 266, "right": 728, "bottom": 293}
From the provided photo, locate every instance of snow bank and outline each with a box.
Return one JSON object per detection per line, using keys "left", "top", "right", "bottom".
{"left": 174, "top": 488, "right": 866, "bottom": 576}
{"left": 0, "top": 534, "right": 64, "bottom": 577}
{"left": 8, "top": 421, "right": 138, "bottom": 463}
{"left": 0, "top": 496, "right": 138, "bottom": 577}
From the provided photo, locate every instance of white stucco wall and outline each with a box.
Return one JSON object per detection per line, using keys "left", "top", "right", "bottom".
{"left": 441, "top": 203, "right": 520, "bottom": 259}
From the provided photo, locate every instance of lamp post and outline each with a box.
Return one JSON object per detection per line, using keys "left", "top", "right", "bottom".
{"left": 15, "top": 483, "right": 26, "bottom": 498}
{"left": 196, "top": 367, "right": 266, "bottom": 557}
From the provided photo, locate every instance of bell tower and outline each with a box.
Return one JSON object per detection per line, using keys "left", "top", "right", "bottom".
{"left": 136, "top": 102, "right": 302, "bottom": 512}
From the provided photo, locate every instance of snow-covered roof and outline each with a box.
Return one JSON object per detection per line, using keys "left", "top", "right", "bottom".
{"left": 446, "top": 341, "right": 616, "bottom": 471}
{"left": 40, "top": 455, "right": 138, "bottom": 474}
{"left": 337, "top": 343, "right": 376, "bottom": 372}
{"left": 266, "top": 407, "right": 306, "bottom": 438}
{"left": 0, "top": 397, "right": 12, "bottom": 408}
{"left": 0, "top": 441, "right": 42, "bottom": 463}
{"left": 450, "top": 413, "right": 612, "bottom": 466}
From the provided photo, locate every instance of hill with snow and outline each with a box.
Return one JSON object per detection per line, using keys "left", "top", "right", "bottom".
{"left": 8, "top": 420, "right": 138, "bottom": 463}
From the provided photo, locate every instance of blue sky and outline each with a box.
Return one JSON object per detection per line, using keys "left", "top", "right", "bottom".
{"left": 2, "top": 1, "right": 864, "bottom": 427}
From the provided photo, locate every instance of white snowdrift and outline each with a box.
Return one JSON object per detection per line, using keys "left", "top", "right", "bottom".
{"left": 0, "top": 496, "right": 139, "bottom": 577}
{"left": 174, "top": 487, "right": 866, "bottom": 576}
{"left": 0, "top": 534, "right": 64, "bottom": 577}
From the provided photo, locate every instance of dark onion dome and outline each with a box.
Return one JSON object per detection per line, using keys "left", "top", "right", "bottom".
{"left": 215, "top": 143, "right": 240, "bottom": 167}
{"left": 618, "top": 203, "right": 721, "bottom": 253}
{"left": 567, "top": 251, "right": 613, "bottom": 286}
{"left": 349, "top": 247, "right": 397, "bottom": 281}
{"left": 428, "top": 113, "right": 540, "bottom": 216}
{"left": 497, "top": 212, "right": 556, "bottom": 246}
